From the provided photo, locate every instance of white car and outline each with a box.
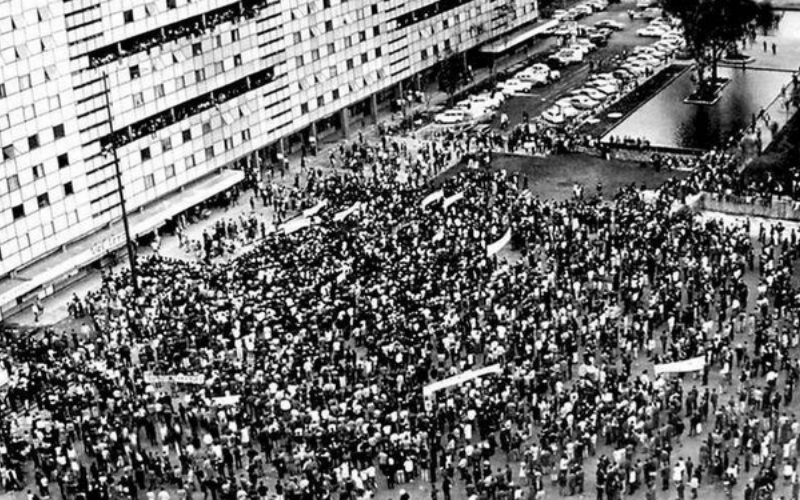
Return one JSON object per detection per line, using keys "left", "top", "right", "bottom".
{"left": 586, "top": 80, "right": 618, "bottom": 95}
{"left": 637, "top": 26, "right": 666, "bottom": 37}
{"left": 586, "top": 0, "right": 608, "bottom": 11}
{"left": 633, "top": 54, "right": 661, "bottom": 66}
{"left": 552, "top": 9, "right": 568, "bottom": 20}
{"left": 554, "top": 48, "right": 584, "bottom": 64}
{"left": 541, "top": 106, "right": 566, "bottom": 124}
{"left": 435, "top": 109, "right": 469, "bottom": 124}
{"left": 578, "top": 87, "right": 610, "bottom": 101}
{"left": 497, "top": 78, "right": 534, "bottom": 94}
{"left": 519, "top": 64, "right": 560, "bottom": 85}
{"left": 571, "top": 95, "right": 601, "bottom": 110}
{"left": 574, "top": 4, "right": 593, "bottom": 16}
{"left": 620, "top": 63, "right": 646, "bottom": 76}
{"left": 573, "top": 38, "right": 598, "bottom": 53}
{"left": 469, "top": 93, "right": 503, "bottom": 109}
{"left": 595, "top": 19, "right": 624, "bottom": 30}
{"left": 555, "top": 99, "right": 581, "bottom": 117}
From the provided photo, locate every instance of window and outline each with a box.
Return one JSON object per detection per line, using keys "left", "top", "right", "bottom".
{"left": 361, "top": 53, "right": 368, "bottom": 63}
{"left": 359, "top": 30, "right": 366, "bottom": 42}
{"left": 7, "top": 174, "right": 20, "bottom": 192}
{"left": 165, "top": 164, "right": 175, "bottom": 178}
{"left": 325, "top": 20, "right": 333, "bottom": 32}
{"left": 192, "top": 43, "right": 202, "bottom": 56}
{"left": 195, "top": 69, "right": 206, "bottom": 82}
{"left": 2, "top": 145, "right": 15, "bottom": 160}
{"left": 332, "top": 89, "right": 340, "bottom": 100}
{"left": 161, "top": 137, "right": 172, "bottom": 151}
{"left": 373, "top": 26, "right": 380, "bottom": 36}
{"left": 123, "top": 9, "right": 134, "bottom": 23}
{"left": 214, "top": 61, "right": 224, "bottom": 75}
{"left": 371, "top": 4, "right": 378, "bottom": 14}
{"left": 327, "top": 42, "right": 336, "bottom": 55}
{"left": 19, "top": 74, "right": 31, "bottom": 90}
{"left": 443, "top": 18, "right": 449, "bottom": 29}
{"left": 185, "top": 154, "right": 196, "bottom": 169}
{"left": 241, "top": 129, "right": 251, "bottom": 142}
{"left": 182, "top": 129, "right": 192, "bottom": 142}
{"left": 177, "top": 76, "right": 186, "bottom": 88}
{"left": 317, "top": 96, "right": 325, "bottom": 107}
{"left": 202, "top": 121, "right": 212, "bottom": 135}
{"left": 64, "top": 181, "right": 74, "bottom": 196}
{"left": 0, "top": 115, "right": 8, "bottom": 131}
{"left": 166, "top": 0, "right": 176, "bottom": 9}
{"left": 224, "top": 137, "right": 234, "bottom": 151}
{"left": 53, "top": 124, "right": 65, "bottom": 139}
{"left": 330, "top": 65, "right": 338, "bottom": 77}
{"left": 375, "top": 47, "right": 382, "bottom": 57}
{"left": 33, "top": 164, "right": 43, "bottom": 179}
{"left": 300, "top": 103, "right": 309, "bottom": 114}
{"left": 231, "top": 29, "right": 239, "bottom": 42}
{"left": 346, "top": 58, "right": 354, "bottom": 70}
{"left": 311, "top": 49, "right": 320, "bottom": 61}
{"left": 12, "top": 204, "right": 25, "bottom": 220}
{"left": 295, "top": 55, "right": 304, "bottom": 67}
{"left": 27, "top": 134, "right": 39, "bottom": 150}
{"left": 132, "top": 92, "right": 145, "bottom": 107}
{"left": 140, "top": 147, "right": 151, "bottom": 161}
{"left": 205, "top": 146, "right": 215, "bottom": 159}
{"left": 154, "top": 84, "right": 165, "bottom": 99}
{"left": 130, "top": 65, "right": 140, "bottom": 79}
{"left": 234, "top": 54, "right": 242, "bottom": 67}
{"left": 0, "top": 83, "right": 5, "bottom": 98}
{"left": 144, "top": 174, "right": 155, "bottom": 189}
{"left": 57, "top": 153, "right": 69, "bottom": 168}
{"left": 345, "top": 36, "right": 353, "bottom": 48}
{"left": 37, "top": 193, "right": 50, "bottom": 209}
{"left": 323, "top": 0, "right": 330, "bottom": 7}
{"left": 444, "top": 39, "right": 451, "bottom": 51}
{"left": 421, "top": 49, "right": 428, "bottom": 60}
{"left": 294, "top": 32, "right": 302, "bottom": 44}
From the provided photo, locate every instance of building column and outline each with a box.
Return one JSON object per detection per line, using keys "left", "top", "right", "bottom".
{"left": 414, "top": 73, "right": 422, "bottom": 92}
{"left": 369, "top": 94, "right": 378, "bottom": 122}
{"left": 339, "top": 108, "right": 350, "bottom": 137}
{"left": 396, "top": 81, "right": 404, "bottom": 99}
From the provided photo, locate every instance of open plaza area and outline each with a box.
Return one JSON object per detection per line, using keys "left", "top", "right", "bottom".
{"left": 3, "top": 2, "right": 800, "bottom": 500}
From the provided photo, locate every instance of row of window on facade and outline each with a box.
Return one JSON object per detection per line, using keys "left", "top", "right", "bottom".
{"left": 7, "top": 179, "right": 75, "bottom": 221}
{"left": 138, "top": 127, "right": 252, "bottom": 164}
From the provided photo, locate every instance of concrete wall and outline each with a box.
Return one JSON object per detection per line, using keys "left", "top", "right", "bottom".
{"left": 698, "top": 192, "right": 800, "bottom": 221}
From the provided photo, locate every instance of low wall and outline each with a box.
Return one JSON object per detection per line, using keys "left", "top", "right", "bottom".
{"left": 697, "top": 191, "right": 800, "bottom": 221}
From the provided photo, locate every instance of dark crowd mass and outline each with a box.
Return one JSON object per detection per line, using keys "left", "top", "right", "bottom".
{"left": 1, "top": 129, "right": 800, "bottom": 500}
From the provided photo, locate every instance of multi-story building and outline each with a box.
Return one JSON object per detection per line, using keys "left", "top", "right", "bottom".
{"left": 0, "top": 0, "right": 539, "bottom": 315}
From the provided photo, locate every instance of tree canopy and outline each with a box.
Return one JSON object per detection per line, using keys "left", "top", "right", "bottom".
{"left": 663, "top": 0, "right": 780, "bottom": 95}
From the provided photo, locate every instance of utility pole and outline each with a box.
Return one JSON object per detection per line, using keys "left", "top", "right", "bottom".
{"left": 101, "top": 71, "right": 138, "bottom": 291}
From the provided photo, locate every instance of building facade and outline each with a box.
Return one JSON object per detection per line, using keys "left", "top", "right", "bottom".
{"left": 0, "top": 0, "right": 538, "bottom": 306}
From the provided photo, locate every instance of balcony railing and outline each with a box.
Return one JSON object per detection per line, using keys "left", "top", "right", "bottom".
{"left": 100, "top": 67, "right": 275, "bottom": 150}
{"left": 87, "top": 0, "right": 279, "bottom": 69}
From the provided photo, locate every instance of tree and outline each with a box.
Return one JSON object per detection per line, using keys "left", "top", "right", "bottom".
{"left": 662, "top": 0, "right": 779, "bottom": 98}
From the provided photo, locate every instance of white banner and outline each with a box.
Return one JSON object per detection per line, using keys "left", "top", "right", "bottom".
{"left": 443, "top": 192, "right": 464, "bottom": 210}
{"left": 281, "top": 217, "right": 313, "bottom": 234}
{"left": 423, "top": 364, "right": 503, "bottom": 397}
{"left": 333, "top": 202, "right": 361, "bottom": 222}
{"left": 144, "top": 373, "right": 206, "bottom": 385}
{"left": 302, "top": 199, "right": 328, "bottom": 218}
{"left": 486, "top": 228, "right": 512, "bottom": 256}
{"left": 421, "top": 190, "right": 444, "bottom": 207}
{"left": 654, "top": 356, "right": 705, "bottom": 376}
{"left": 211, "top": 395, "right": 241, "bottom": 406}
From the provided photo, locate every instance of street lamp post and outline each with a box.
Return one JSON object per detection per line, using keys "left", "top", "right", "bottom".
{"left": 101, "top": 71, "right": 138, "bottom": 290}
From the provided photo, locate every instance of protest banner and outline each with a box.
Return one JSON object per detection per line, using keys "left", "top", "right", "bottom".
{"left": 303, "top": 199, "right": 328, "bottom": 218}
{"left": 421, "top": 190, "right": 444, "bottom": 208}
{"left": 281, "top": 217, "right": 313, "bottom": 234}
{"left": 486, "top": 229, "right": 512, "bottom": 256}
{"left": 144, "top": 373, "right": 206, "bottom": 385}
{"left": 423, "top": 364, "right": 502, "bottom": 397}
{"left": 443, "top": 192, "right": 464, "bottom": 209}
{"left": 653, "top": 356, "right": 705, "bottom": 376}
{"left": 211, "top": 394, "right": 241, "bottom": 406}
{"left": 333, "top": 202, "right": 361, "bottom": 222}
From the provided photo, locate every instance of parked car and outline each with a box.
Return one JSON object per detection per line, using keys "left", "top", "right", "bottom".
{"left": 574, "top": 4, "right": 593, "bottom": 16}
{"left": 555, "top": 99, "right": 581, "bottom": 117}
{"left": 541, "top": 106, "right": 566, "bottom": 124}
{"left": 641, "top": 7, "right": 663, "bottom": 19}
{"left": 519, "top": 63, "right": 561, "bottom": 85}
{"left": 573, "top": 38, "right": 598, "bottom": 53}
{"left": 586, "top": 80, "right": 618, "bottom": 95}
{"left": 469, "top": 93, "right": 504, "bottom": 109}
{"left": 586, "top": 0, "right": 609, "bottom": 11}
{"left": 595, "top": 19, "right": 625, "bottom": 30}
{"left": 435, "top": 109, "right": 469, "bottom": 124}
{"left": 575, "top": 87, "right": 609, "bottom": 101}
{"left": 571, "top": 94, "right": 601, "bottom": 110}
{"left": 496, "top": 78, "right": 534, "bottom": 94}
{"left": 551, "top": 48, "right": 584, "bottom": 65}
{"left": 637, "top": 26, "right": 666, "bottom": 37}
{"left": 552, "top": 9, "right": 568, "bottom": 20}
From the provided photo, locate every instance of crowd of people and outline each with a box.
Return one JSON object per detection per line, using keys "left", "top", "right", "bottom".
{"left": 2, "top": 115, "right": 800, "bottom": 500}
